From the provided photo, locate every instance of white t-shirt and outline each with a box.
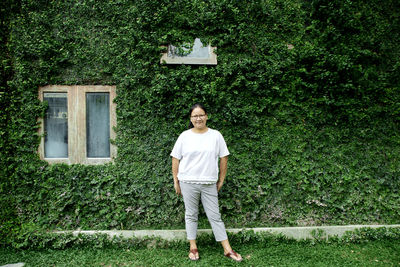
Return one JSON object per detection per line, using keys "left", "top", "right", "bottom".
{"left": 170, "top": 128, "right": 230, "bottom": 183}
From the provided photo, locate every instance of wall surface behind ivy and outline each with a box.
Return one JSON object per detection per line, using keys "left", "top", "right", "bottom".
{"left": 1, "top": 0, "right": 399, "bottom": 239}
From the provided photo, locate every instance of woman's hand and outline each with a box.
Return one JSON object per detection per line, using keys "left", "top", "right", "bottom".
{"left": 172, "top": 157, "right": 181, "bottom": 195}
{"left": 217, "top": 156, "right": 228, "bottom": 192}
{"left": 174, "top": 180, "right": 181, "bottom": 195}
{"left": 217, "top": 180, "right": 224, "bottom": 192}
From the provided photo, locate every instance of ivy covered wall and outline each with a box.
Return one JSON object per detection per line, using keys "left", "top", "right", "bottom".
{"left": 1, "top": 0, "right": 399, "bottom": 243}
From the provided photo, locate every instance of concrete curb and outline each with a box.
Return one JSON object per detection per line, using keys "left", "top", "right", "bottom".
{"left": 54, "top": 224, "right": 400, "bottom": 241}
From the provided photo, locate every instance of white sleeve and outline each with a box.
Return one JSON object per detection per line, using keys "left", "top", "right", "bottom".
{"left": 170, "top": 134, "right": 183, "bottom": 160}
{"left": 218, "top": 131, "right": 230, "bottom": 158}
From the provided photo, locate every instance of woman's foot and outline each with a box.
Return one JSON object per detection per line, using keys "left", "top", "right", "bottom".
{"left": 189, "top": 248, "right": 199, "bottom": 261}
{"left": 224, "top": 250, "right": 243, "bottom": 262}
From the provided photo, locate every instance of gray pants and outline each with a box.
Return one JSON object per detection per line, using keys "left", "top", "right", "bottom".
{"left": 180, "top": 182, "right": 228, "bottom": 242}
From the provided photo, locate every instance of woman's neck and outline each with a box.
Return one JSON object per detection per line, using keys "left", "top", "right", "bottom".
{"left": 191, "top": 127, "right": 208, "bottom": 134}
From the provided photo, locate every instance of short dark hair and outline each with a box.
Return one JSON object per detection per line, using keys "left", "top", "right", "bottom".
{"left": 188, "top": 103, "right": 207, "bottom": 129}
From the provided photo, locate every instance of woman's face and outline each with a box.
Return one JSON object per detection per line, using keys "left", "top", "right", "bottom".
{"left": 190, "top": 107, "right": 208, "bottom": 130}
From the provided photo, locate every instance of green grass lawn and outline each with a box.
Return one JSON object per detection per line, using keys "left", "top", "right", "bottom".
{"left": 1, "top": 239, "right": 399, "bottom": 267}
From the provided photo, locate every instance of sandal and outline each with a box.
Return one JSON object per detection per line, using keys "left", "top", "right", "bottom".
{"left": 189, "top": 248, "right": 199, "bottom": 261}
{"left": 225, "top": 250, "right": 243, "bottom": 262}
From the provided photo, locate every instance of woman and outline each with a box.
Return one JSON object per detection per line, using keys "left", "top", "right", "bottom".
{"left": 170, "top": 103, "right": 242, "bottom": 262}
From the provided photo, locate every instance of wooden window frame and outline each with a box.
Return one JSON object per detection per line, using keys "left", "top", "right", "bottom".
{"left": 38, "top": 85, "right": 117, "bottom": 165}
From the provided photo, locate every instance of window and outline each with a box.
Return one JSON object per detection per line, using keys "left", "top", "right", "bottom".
{"left": 38, "top": 85, "right": 116, "bottom": 164}
{"left": 160, "top": 38, "right": 217, "bottom": 65}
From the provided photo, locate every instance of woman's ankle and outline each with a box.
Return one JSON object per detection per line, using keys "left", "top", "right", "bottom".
{"left": 220, "top": 239, "right": 232, "bottom": 253}
{"left": 189, "top": 239, "right": 197, "bottom": 250}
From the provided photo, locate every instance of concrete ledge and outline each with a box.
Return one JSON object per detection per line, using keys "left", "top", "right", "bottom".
{"left": 54, "top": 224, "right": 400, "bottom": 241}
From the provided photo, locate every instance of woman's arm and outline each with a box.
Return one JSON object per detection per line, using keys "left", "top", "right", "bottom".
{"left": 217, "top": 156, "right": 228, "bottom": 192}
{"left": 172, "top": 157, "right": 181, "bottom": 195}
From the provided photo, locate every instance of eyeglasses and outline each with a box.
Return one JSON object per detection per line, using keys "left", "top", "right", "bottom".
{"left": 191, "top": 114, "right": 206, "bottom": 119}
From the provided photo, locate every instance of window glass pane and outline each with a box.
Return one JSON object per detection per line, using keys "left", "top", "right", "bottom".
{"left": 86, "top": 93, "right": 110, "bottom": 158}
{"left": 44, "top": 93, "right": 68, "bottom": 158}
{"left": 168, "top": 38, "right": 210, "bottom": 58}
